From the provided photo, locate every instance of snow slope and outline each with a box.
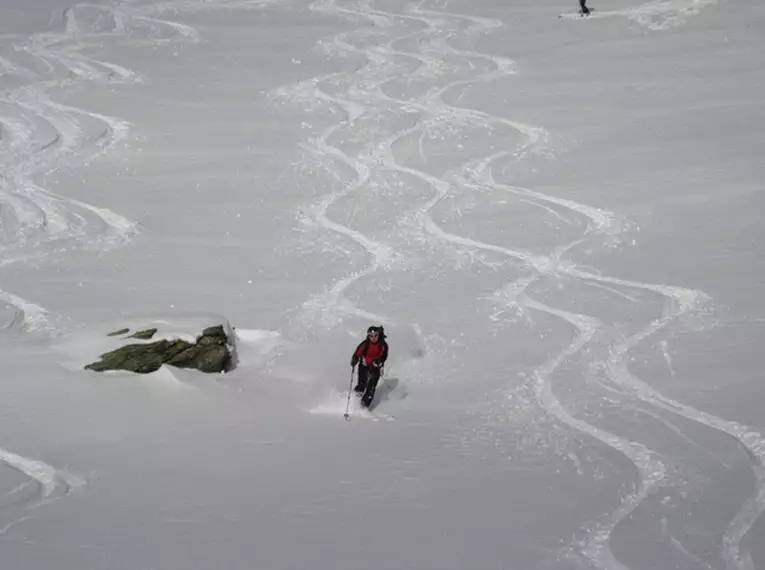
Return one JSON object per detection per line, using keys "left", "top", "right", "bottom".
{"left": 1, "top": 0, "right": 764, "bottom": 568}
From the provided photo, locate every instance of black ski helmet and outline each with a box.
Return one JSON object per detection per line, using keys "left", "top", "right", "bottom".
{"left": 367, "top": 325, "right": 386, "bottom": 340}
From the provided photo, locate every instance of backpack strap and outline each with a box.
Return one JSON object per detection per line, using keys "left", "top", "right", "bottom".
{"left": 354, "top": 339, "right": 369, "bottom": 358}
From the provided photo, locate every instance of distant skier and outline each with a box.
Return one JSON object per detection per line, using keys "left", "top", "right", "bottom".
{"left": 350, "top": 326, "right": 389, "bottom": 408}
{"left": 579, "top": 0, "right": 590, "bottom": 15}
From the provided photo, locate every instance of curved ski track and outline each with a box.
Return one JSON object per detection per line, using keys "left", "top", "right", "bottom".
{"left": 559, "top": 0, "right": 718, "bottom": 31}
{"left": 0, "top": 0, "right": 275, "bottom": 333}
{"left": 274, "top": 1, "right": 764, "bottom": 568}
{"left": 0, "top": 2, "right": 153, "bottom": 531}
{"left": 0, "top": 4, "right": 150, "bottom": 334}
{"left": 0, "top": 0, "right": 269, "bottom": 538}
{"left": 0, "top": 447, "right": 84, "bottom": 534}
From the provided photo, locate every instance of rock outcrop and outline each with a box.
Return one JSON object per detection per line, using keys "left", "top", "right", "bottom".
{"left": 86, "top": 325, "right": 232, "bottom": 374}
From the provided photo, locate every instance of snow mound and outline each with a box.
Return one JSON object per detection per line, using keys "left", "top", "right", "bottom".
{"left": 232, "top": 327, "right": 283, "bottom": 368}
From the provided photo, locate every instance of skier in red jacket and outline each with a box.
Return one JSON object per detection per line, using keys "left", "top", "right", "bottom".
{"left": 350, "top": 326, "right": 389, "bottom": 408}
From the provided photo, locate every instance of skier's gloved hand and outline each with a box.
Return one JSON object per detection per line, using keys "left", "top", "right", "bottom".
{"left": 351, "top": 356, "right": 358, "bottom": 367}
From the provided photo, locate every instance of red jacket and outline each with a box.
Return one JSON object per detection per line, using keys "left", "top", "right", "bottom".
{"left": 354, "top": 339, "right": 388, "bottom": 367}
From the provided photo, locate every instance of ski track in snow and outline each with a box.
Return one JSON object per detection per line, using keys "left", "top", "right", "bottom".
{"left": 0, "top": 3, "right": 143, "bottom": 524}
{"left": 560, "top": 0, "right": 718, "bottom": 31}
{"left": 1, "top": 0, "right": 288, "bottom": 528}
{"left": 623, "top": 0, "right": 718, "bottom": 31}
{"left": 0, "top": 3, "right": 160, "bottom": 333}
{"left": 0, "top": 448, "right": 82, "bottom": 515}
{"left": 0, "top": 444, "right": 86, "bottom": 540}
{"left": 0, "top": 0, "right": 259, "bottom": 536}
{"left": 0, "top": 0, "right": 282, "bottom": 333}
{"left": 273, "top": 1, "right": 763, "bottom": 568}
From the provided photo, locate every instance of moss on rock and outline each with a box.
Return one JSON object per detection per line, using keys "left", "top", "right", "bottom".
{"left": 130, "top": 328, "right": 158, "bottom": 340}
{"left": 107, "top": 328, "right": 130, "bottom": 337}
{"left": 86, "top": 325, "right": 232, "bottom": 374}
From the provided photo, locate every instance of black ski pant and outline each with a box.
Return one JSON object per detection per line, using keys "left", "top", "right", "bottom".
{"left": 355, "top": 364, "right": 381, "bottom": 407}
{"left": 579, "top": 0, "right": 590, "bottom": 14}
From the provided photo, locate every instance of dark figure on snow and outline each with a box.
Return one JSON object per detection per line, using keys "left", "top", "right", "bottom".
{"left": 350, "top": 326, "right": 388, "bottom": 408}
{"left": 579, "top": 0, "right": 590, "bottom": 15}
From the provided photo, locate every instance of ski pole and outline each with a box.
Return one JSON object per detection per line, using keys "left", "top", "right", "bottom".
{"left": 344, "top": 365, "right": 355, "bottom": 420}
